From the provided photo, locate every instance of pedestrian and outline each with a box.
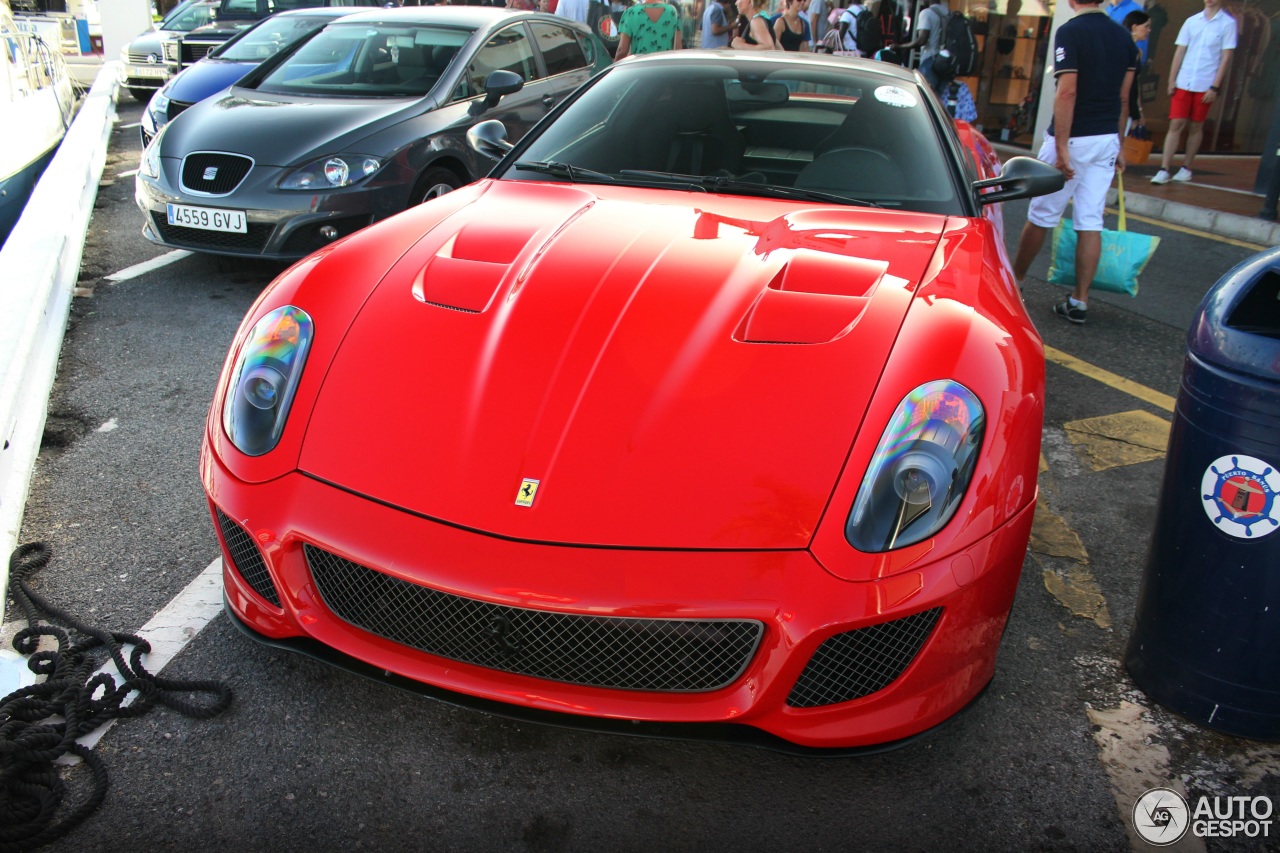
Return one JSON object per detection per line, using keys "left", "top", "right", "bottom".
{"left": 1108, "top": 0, "right": 1147, "bottom": 61}
{"left": 1150, "top": 0, "right": 1235, "bottom": 185}
{"left": 555, "top": 0, "right": 590, "bottom": 23}
{"left": 892, "top": 0, "right": 948, "bottom": 93}
{"left": 836, "top": 0, "right": 862, "bottom": 53}
{"left": 615, "top": 0, "right": 683, "bottom": 58}
{"left": 1010, "top": 0, "right": 1138, "bottom": 325}
{"left": 730, "top": 0, "right": 776, "bottom": 48}
{"left": 701, "top": 0, "right": 737, "bottom": 47}
{"left": 773, "top": 0, "right": 811, "bottom": 50}
{"left": 809, "top": 0, "right": 829, "bottom": 47}
{"left": 1123, "top": 10, "right": 1151, "bottom": 129}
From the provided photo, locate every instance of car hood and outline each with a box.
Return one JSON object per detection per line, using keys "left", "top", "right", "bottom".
{"left": 160, "top": 91, "right": 420, "bottom": 167}
{"left": 167, "top": 59, "right": 255, "bottom": 103}
{"left": 298, "top": 181, "right": 948, "bottom": 549}
{"left": 128, "top": 31, "right": 162, "bottom": 56}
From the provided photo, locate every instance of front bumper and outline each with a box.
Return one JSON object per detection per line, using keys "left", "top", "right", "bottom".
{"left": 204, "top": 453, "right": 1033, "bottom": 750}
{"left": 134, "top": 166, "right": 406, "bottom": 260}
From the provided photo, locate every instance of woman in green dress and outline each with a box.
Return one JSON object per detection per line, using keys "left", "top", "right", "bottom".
{"left": 615, "top": 1, "right": 683, "bottom": 58}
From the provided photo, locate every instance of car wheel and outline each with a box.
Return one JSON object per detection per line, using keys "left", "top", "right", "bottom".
{"left": 414, "top": 167, "right": 463, "bottom": 204}
{"left": 129, "top": 87, "right": 154, "bottom": 102}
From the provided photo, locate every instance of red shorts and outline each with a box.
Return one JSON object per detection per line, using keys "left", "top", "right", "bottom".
{"left": 1170, "top": 87, "right": 1213, "bottom": 123}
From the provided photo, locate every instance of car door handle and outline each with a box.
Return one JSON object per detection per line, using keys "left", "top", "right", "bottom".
{"left": 542, "top": 95, "right": 556, "bottom": 109}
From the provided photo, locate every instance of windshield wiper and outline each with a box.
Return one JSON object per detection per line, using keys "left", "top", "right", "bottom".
{"left": 514, "top": 160, "right": 615, "bottom": 183}
{"left": 618, "top": 170, "right": 882, "bottom": 208}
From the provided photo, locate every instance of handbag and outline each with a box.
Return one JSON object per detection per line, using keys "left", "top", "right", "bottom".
{"left": 822, "top": 28, "right": 859, "bottom": 56}
{"left": 1047, "top": 173, "right": 1160, "bottom": 297}
{"left": 1122, "top": 124, "right": 1153, "bottom": 165}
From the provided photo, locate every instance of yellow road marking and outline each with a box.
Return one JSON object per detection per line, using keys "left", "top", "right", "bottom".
{"left": 1044, "top": 346, "right": 1177, "bottom": 413}
{"left": 1030, "top": 503, "right": 1089, "bottom": 563}
{"left": 1064, "top": 410, "right": 1171, "bottom": 471}
{"left": 1104, "top": 207, "right": 1268, "bottom": 252}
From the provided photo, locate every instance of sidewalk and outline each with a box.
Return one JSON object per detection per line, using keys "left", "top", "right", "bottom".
{"left": 994, "top": 147, "right": 1280, "bottom": 248}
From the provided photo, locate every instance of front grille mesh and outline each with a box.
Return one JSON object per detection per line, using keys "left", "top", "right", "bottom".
{"left": 180, "top": 152, "right": 253, "bottom": 195}
{"left": 167, "top": 100, "right": 194, "bottom": 122}
{"left": 305, "top": 545, "right": 763, "bottom": 692}
{"left": 786, "top": 608, "right": 942, "bottom": 708}
{"left": 216, "top": 509, "right": 280, "bottom": 607}
{"left": 151, "top": 212, "right": 273, "bottom": 253}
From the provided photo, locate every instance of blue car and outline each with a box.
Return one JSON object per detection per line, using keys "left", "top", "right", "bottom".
{"left": 141, "top": 7, "right": 361, "bottom": 147}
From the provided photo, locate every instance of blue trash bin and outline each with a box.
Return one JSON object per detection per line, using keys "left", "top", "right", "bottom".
{"left": 1125, "top": 246, "right": 1280, "bottom": 740}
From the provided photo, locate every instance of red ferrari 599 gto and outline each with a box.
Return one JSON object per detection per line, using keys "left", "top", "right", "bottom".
{"left": 202, "top": 50, "right": 1064, "bottom": 751}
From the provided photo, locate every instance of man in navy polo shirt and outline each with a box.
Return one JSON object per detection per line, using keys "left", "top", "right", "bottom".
{"left": 1011, "top": 0, "right": 1138, "bottom": 325}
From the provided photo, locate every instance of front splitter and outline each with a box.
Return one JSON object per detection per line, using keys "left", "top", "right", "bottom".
{"left": 224, "top": 592, "right": 991, "bottom": 758}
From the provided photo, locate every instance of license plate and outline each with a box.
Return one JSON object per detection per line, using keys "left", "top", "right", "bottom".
{"left": 129, "top": 65, "right": 168, "bottom": 78}
{"left": 167, "top": 204, "right": 247, "bottom": 233}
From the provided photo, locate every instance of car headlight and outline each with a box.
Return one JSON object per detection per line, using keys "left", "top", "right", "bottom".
{"left": 149, "top": 87, "right": 170, "bottom": 119}
{"left": 278, "top": 155, "right": 384, "bottom": 190}
{"left": 846, "top": 380, "right": 985, "bottom": 553}
{"left": 222, "top": 306, "right": 314, "bottom": 456}
{"left": 140, "top": 125, "right": 165, "bottom": 178}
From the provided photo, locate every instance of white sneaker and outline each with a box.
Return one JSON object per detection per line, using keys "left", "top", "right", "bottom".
{"left": 1151, "top": 169, "right": 1171, "bottom": 185}
{"left": 1173, "top": 167, "right": 1193, "bottom": 182}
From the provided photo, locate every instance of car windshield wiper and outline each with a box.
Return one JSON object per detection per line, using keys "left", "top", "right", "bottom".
{"left": 618, "top": 170, "right": 882, "bottom": 208}
{"left": 513, "top": 160, "right": 615, "bottom": 183}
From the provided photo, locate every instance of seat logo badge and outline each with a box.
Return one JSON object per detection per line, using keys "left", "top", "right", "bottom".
{"left": 515, "top": 478, "right": 540, "bottom": 507}
{"left": 203, "top": 166, "right": 218, "bottom": 181}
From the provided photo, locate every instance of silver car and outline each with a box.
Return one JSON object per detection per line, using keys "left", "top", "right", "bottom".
{"left": 135, "top": 6, "right": 608, "bottom": 260}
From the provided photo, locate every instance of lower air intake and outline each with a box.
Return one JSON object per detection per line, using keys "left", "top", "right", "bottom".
{"left": 305, "top": 545, "right": 763, "bottom": 693}
{"left": 215, "top": 508, "right": 280, "bottom": 607}
{"left": 786, "top": 608, "right": 942, "bottom": 708}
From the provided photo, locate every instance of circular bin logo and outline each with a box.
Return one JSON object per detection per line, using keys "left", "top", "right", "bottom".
{"left": 1201, "top": 455, "right": 1280, "bottom": 539}
{"left": 1133, "top": 787, "right": 1190, "bottom": 846}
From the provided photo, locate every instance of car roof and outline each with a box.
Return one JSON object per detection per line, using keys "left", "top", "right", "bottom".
{"left": 329, "top": 6, "right": 564, "bottom": 29}
{"left": 267, "top": 6, "right": 368, "bottom": 18}
{"left": 617, "top": 49, "right": 923, "bottom": 86}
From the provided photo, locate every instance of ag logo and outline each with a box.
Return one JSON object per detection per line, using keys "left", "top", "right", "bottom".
{"left": 1133, "top": 787, "right": 1190, "bottom": 846}
{"left": 515, "top": 478, "right": 540, "bottom": 507}
{"left": 1201, "top": 454, "right": 1280, "bottom": 539}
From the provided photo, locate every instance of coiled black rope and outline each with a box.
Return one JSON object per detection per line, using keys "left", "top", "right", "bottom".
{"left": 0, "top": 542, "right": 233, "bottom": 852}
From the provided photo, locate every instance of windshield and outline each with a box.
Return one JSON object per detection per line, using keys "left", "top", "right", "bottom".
{"left": 160, "top": 0, "right": 217, "bottom": 32}
{"left": 505, "top": 59, "right": 963, "bottom": 215}
{"left": 253, "top": 22, "right": 473, "bottom": 98}
{"left": 215, "top": 14, "right": 334, "bottom": 61}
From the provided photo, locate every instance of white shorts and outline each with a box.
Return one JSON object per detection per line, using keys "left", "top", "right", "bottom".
{"left": 1026, "top": 133, "right": 1120, "bottom": 233}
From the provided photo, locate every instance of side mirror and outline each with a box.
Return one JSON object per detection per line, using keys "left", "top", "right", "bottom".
{"left": 467, "top": 119, "right": 512, "bottom": 159}
{"left": 973, "top": 156, "right": 1065, "bottom": 205}
{"left": 467, "top": 69, "right": 524, "bottom": 116}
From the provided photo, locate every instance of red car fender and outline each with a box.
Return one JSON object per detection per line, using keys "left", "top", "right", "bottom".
{"left": 810, "top": 215, "right": 1044, "bottom": 583}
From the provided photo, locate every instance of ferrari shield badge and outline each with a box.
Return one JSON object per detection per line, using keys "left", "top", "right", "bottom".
{"left": 1200, "top": 455, "right": 1280, "bottom": 539}
{"left": 515, "top": 478, "right": 540, "bottom": 508}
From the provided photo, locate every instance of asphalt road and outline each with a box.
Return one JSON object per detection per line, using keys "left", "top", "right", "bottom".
{"left": 7, "top": 97, "right": 1279, "bottom": 852}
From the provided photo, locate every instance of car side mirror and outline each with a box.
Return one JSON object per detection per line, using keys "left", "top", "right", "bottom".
{"left": 467, "top": 119, "right": 512, "bottom": 159}
{"left": 467, "top": 69, "right": 524, "bottom": 116}
{"left": 973, "top": 156, "right": 1065, "bottom": 205}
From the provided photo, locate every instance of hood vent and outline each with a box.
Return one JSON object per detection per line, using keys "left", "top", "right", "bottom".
{"left": 738, "top": 251, "right": 890, "bottom": 345}
{"left": 412, "top": 222, "right": 539, "bottom": 313}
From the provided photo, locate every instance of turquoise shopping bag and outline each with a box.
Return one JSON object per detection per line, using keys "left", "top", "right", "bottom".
{"left": 1048, "top": 174, "right": 1160, "bottom": 297}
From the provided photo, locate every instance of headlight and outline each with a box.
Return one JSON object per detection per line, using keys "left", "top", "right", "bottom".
{"left": 278, "top": 155, "right": 384, "bottom": 190}
{"left": 222, "top": 306, "right": 314, "bottom": 456}
{"left": 140, "top": 125, "right": 165, "bottom": 178}
{"left": 846, "top": 380, "right": 985, "bottom": 552}
{"left": 149, "top": 87, "right": 170, "bottom": 119}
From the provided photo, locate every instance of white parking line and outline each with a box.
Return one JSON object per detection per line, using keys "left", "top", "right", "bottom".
{"left": 119, "top": 121, "right": 142, "bottom": 129}
{"left": 104, "top": 249, "right": 192, "bottom": 282}
{"left": 67, "top": 557, "right": 225, "bottom": 757}
{"left": 117, "top": 168, "right": 139, "bottom": 178}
